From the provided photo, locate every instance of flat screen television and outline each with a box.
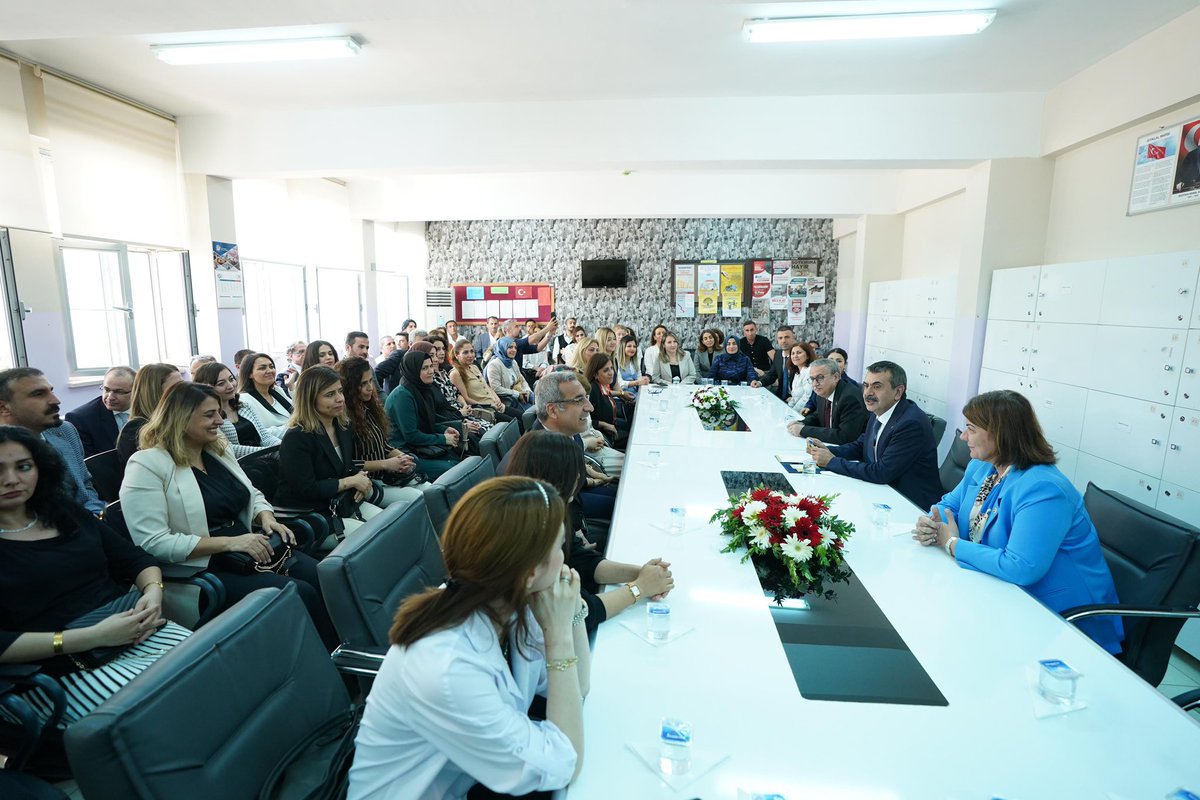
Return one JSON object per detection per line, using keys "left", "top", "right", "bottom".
{"left": 581, "top": 259, "right": 628, "bottom": 288}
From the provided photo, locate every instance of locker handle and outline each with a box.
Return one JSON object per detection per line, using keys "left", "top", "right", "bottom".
{"left": 1151, "top": 439, "right": 1161, "bottom": 445}
{"left": 1170, "top": 444, "right": 1180, "bottom": 451}
{"left": 1186, "top": 367, "right": 1196, "bottom": 374}
{"left": 1181, "top": 288, "right": 1190, "bottom": 295}
{"left": 1163, "top": 365, "right": 1174, "bottom": 372}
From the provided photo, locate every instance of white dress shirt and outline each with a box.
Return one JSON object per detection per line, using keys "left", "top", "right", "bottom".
{"left": 348, "top": 610, "right": 576, "bottom": 800}
{"left": 872, "top": 402, "right": 900, "bottom": 458}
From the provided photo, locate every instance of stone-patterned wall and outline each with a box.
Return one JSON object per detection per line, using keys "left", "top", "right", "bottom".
{"left": 425, "top": 218, "right": 838, "bottom": 350}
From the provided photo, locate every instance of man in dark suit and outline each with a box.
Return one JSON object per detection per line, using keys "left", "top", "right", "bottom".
{"left": 760, "top": 325, "right": 796, "bottom": 400}
{"left": 65, "top": 366, "right": 135, "bottom": 458}
{"left": 787, "top": 358, "right": 868, "bottom": 445}
{"left": 806, "top": 360, "right": 942, "bottom": 511}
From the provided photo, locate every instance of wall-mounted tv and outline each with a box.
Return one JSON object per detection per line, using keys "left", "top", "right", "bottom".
{"left": 581, "top": 259, "right": 628, "bottom": 288}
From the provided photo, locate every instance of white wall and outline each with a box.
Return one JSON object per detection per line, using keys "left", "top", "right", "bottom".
{"left": 899, "top": 192, "right": 965, "bottom": 279}
{"left": 1044, "top": 98, "right": 1200, "bottom": 263}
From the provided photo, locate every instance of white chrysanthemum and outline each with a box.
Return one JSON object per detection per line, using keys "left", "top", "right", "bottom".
{"left": 748, "top": 525, "right": 772, "bottom": 550}
{"left": 741, "top": 500, "right": 768, "bottom": 519}
{"left": 783, "top": 506, "right": 809, "bottom": 525}
{"left": 818, "top": 524, "right": 836, "bottom": 548}
{"left": 780, "top": 535, "right": 814, "bottom": 562}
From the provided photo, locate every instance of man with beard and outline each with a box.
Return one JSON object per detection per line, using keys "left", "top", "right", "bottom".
{"left": 0, "top": 368, "right": 105, "bottom": 515}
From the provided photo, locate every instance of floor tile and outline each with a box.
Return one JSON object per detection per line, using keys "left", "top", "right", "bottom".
{"left": 1171, "top": 650, "right": 1200, "bottom": 684}
{"left": 1158, "top": 683, "right": 1194, "bottom": 701}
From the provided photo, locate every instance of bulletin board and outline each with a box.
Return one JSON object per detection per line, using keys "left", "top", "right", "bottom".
{"left": 453, "top": 283, "right": 556, "bottom": 323}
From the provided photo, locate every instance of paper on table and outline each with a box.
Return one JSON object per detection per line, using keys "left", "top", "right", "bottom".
{"left": 625, "top": 743, "right": 730, "bottom": 791}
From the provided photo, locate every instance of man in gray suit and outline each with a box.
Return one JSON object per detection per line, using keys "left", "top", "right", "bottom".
{"left": 0, "top": 368, "right": 105, "bottom": 515}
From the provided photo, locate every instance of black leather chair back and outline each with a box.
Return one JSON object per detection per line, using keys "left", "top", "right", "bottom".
{"left": 238, "top": 446, "right": 281, "bottom": 504}
{"left": 318, "top": 492, "right": 446, "bottom": 648}
{"left": 84, "top": 449, "right": 122, "bottom": 503}
{"left": 64, "top": 586, "right": 350, "bottom": 800}
{"left": 1084, "top": 483, "right": 1200, "bottom": 685}
{"left": 419, "top": 456, "right": 495, "bottom": 535}
{"left": 938, "top": 430, "right": 970, "bottom": 493}
{"left": 928, "top": 414, "right": 947, "bottom": 447}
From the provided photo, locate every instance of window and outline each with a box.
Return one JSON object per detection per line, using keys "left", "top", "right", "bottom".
{"left": 0, "top": 229, "right": 27, "bottom": 369}
{"left": 243, "top": 259, "right": 308, "bottom": 358}
{"left": 315, "top": 267, "right": 363, "bottom": 344}
{"left": 57, "top": 241, "right": 196, "bottom": 374}
{"left": 375, "top": 272, "right": 411, "bottom": 339}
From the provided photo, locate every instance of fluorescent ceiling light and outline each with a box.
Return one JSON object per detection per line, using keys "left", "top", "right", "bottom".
{"left": 743, "top": 10, "right": 997, "bottom": 43}
{"left": 151, "top": 36, "right": 362, "bottom": 65}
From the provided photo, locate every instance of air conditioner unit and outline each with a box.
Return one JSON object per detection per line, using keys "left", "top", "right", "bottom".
{"left": 424, "top": 287, "right": 454, "bottom": 329}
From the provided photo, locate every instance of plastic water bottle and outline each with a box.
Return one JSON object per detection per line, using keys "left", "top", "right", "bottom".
{"left": 646, "top": 601, "right": 671, "bottom": 640}
{"left": 658, "top": 717, "right": 692, "bottom": 775}
{"left": 668, "top": 506, "right": 686, "bottom": 533}
{"left": 672, "top": 376, "right": 681, "bottom": 386}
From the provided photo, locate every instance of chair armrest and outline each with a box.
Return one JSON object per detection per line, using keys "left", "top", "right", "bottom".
{"left": 1171, "top": 687, "right": 1200, "bottom": 712}
{"left": 331, "top": 644, "right": 386, "bottom": 677}
{"left": 1061, "top": 604, "right": 1200, "bottom": 623}
{"left": 0, "top": 663, "right": 44, "bottom": 680}
{"left": 160, "top": 563, "right": 206, "bottom": 580}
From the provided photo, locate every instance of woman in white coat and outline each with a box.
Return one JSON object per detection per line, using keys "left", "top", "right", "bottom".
{"left": 120, "top": 382, "right": 335, "bottom": 645}
{"left": 650, "top": 332, "right": 698, "bottom": 385}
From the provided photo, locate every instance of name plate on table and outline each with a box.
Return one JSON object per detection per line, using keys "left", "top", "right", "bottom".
{"left": 719, "top": 471, "right": 947, "bottom": 707}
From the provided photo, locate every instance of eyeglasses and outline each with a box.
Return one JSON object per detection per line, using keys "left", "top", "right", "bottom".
{"left": 555, "top": 395, "right": 588, "bottom": 406}
{"left": 811, "top": 373, "right": 831, "bottom": 384}
{"left": 101, "top": 386, "right": 132, "bottom": 396}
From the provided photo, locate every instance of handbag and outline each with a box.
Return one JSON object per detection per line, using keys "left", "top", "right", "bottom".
{"left": 64, "top": 588, "right": 144, "bottom": 669}
{"left": 210, "top": 530, "right": 294, "bottom": 576}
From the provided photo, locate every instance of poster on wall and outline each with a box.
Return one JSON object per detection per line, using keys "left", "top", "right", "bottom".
{"left": 674, "top": 264, "right": 696, "bottom": 318}
{"left": 787, "top": 297, "right": 807, "bottom": 325}
{"left": 769, "top": 260, "right": 790, "bottom": 310}
{"left": 751, "top": 298, "right": 771, "bottom": 326}
{"left": 697, "top": 262, "right": 720, "bottom": 315}
{"left": 720, "top": 262, "right": 744, "bottom": 318}
{"left": 1128, "top": 116, "right": 1200, "bottom": 215}
{"left": 792, "top": 258, "right": 820, "bottom": 277}
{"left": 807, "top": 277, "right": 827, "bottom": 304}
{"left": 212, "top": 241, "right": 244, "bottom": 309}
{"left": 787, "top": 276, "right": 808, "bottom": 301}
{"left": 751, "top": 260, "right": 772, "bottom": 299}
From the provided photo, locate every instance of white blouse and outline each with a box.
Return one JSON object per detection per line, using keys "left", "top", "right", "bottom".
{"left": 788, "top": 370, "right": 814, "bottom": 410}
{"left": 348, "top": 610, "right": 576, "bottom": 800}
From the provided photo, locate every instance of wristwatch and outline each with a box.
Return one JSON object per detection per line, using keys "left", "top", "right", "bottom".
{"left": 625, "top": 582, "right": 642, "bottom": 602}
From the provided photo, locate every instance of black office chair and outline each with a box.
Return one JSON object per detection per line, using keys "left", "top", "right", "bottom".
{"left": 238, "top": 446, "right": 327, "bottom": 554}
{"left": 0, "top": 665, "right": 68, "bottom": 777}
{"left": 64, "top": 586, "right": 354, "bottom": 800}
{"left": 416, "top": 455, "right": 496, "bottom": 535}
{"left": 83, "top": 449, "right": 122, "bottom": 503}
{"left": 1062, "top": 484, "right": 1200, "bottom": 689}
{"left": 478, "top": 420, "right": 512, "bottom": 466}
{"left": 521, "top": 406, "right": 537, "bottom": 433}
{"left": 927, "top": 414, "right": 947, "bottom": 447}
{"left": 101, "top": 501, "right": 226, "bottom": 628}
{"left": 938, "top": 430, "right": 970, "bottom": 493}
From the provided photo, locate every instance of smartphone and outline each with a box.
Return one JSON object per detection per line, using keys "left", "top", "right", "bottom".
{"left": 550, "top": 311, "right": 557, "bottom": 321}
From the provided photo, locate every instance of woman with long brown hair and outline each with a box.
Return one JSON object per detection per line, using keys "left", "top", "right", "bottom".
{"left": 193, "top": 361, "right": 281, "bottom": 458}
{"left": 237, "top": 352, "right": 294, "bottom": 435}
{"left": 115, "top": 363, "right": 183, "bottom": 467}
{"left": 349, "top": 477, "right": 589, "bottom": 798}
{"left": 785, "top": 341, "right": 818, "bottom": 413}
{"left": 448, "top": 339, "right": 516, "bottom": 425}
{"left": 336, "top": 357, "right": 423, "bottom": 499}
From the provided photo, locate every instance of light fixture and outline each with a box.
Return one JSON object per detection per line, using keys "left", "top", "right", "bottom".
{"left": 743, "top": 10, "right": 996, "bottom": 43}
{"left": 151, "top": 36, "right": 362, "bottom": 65}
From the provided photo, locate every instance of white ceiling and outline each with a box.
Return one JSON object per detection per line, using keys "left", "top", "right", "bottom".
{"left": 3, "top": 0, "right": 1198, "bottom": 116}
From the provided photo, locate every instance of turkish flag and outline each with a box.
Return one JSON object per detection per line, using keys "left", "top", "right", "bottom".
{"left": 515, "top": 286, "right": 531, "bottom": 298}
{"left": 1147, "top": 143, "right": 1166, "bottom": 160}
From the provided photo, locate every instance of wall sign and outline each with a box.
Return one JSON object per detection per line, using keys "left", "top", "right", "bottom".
{"left": 1128, "top": 115, "right": 1200, "bottom": 216}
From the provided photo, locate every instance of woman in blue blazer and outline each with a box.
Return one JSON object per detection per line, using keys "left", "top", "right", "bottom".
{"left": 707, "top": 336, "right": 762, "bottom": 386}
{"left": 914, "top": 390, "right": 1123, "bottom": 655}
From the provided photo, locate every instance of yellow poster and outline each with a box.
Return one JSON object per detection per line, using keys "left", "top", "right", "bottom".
{"left": 697, "top": 263, "right": 720, "bottom": 315}
{"left": 720, "top": 263, "right": 744, "bottom": 318}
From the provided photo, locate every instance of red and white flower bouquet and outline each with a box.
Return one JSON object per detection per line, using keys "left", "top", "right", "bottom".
{"left": 711, "top": 487, "right": 855, "bottom": 602}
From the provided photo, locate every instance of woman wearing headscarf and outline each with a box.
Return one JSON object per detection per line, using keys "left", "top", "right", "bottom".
{"left": 485, "top": 336, "right": 532, "bottom": 416}
{"left": 707, "top": 336, "right": 763, "bottom": 386}
{"left": 384, "top": 350, "right": 464, "bottom": 479}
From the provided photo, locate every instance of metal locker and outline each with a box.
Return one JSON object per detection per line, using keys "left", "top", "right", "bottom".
{"left": 987, "top": 266, "right": 1040, "bottom": 322}
{"left": 1035, "top": 261, "right": 1105, "bottom": 324}
{"left": 1073, "top": 452, "right": 1160, "bottom": 501}
{"left": 1078, "top": 393, "right": 1172, "bottom": 479}
{"left": 981, "top": 320, "right": 1034, "bottom": 375}
{"left": 1162, "top": 411, "right": 1200, "bottom": 493}
{"left": 1177, "top": 330, "right": 1200, "bottom": 412}
{"left": 1029, "top": 323, "right": 1097, "bottom": 383}
{"left": 1051, "top": 441, "right": 1079, "bottom": 484}
{"left": 1101, "top": 252, "right": 1199, "bottom": 330}
{"left": 1091, "top": 326, "right": 1185, "bottom": 404}
{"left": 1030, "top": 379, "right": 1088, "bottom": 450}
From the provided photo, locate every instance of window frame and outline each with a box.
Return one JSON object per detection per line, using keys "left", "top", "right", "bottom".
{"left": 0, "top": 229, "right": 29, "bottom": 368}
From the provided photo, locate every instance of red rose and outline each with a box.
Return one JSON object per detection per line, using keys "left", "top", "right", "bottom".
{"left": 808, "top": 531, "right": 823, "bottom": 548}
{"left": 751, "top": 488, "right": 773, "bottom": 502}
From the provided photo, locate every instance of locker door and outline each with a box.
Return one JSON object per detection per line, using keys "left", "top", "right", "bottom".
{"left": 1029, "top": 379, "right": 1088, "bottom": 450}
{"left": 925, "top": 276, "right": 957, "bottom": 318}
{"left": 987, "top": 266, "right": 1040, "bottom": 322}
{"left": 1177, "top": 330, "right": 1200, "bottom": 411}
{"left": 1029, "top": 323, "right": 1096, "bottom": 384}
{"left": 917, "top": 356, "right": 951, "bottom": 402}
{"left": 1050, "top": 441, "right": 1079, "bottom": 484}
{"left": 1091, "top": 326, "right": 1186, "bottom": 404}
{"left": 1035, "top": 261, "right": 1105, "bottom": 324}
{"left": 1101, "top": 251, "right": 1199, "bottom": 329}
{"left": 1162, "top": 410, "right": 1200, "bottom": 492}
{"left": 981, "top": 320, "right": 1033, "bottom": 375}
{"left": 1073, "top": 453, "right": 1159, "bottom": 502}
{"left": 977, "top": 368, "right": 1031, "bottom": 395}
{"left": 1078, "top": 393, "right": 1172, "bottom": 478}
{"left": 1157, "top": 483, "right": 1200, "bottom": 529}
{"left": 868, "top": 284, "right": 885, "bottom": 316}
{"left": 918, "top": 318, "right": 954, "bottom": 361}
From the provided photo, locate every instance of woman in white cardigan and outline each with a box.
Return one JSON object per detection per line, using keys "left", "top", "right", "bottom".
{"left": 650, "top": 332, "right": 698, "bottom": 385}
{"left": 120, "top": 382, "right": 335, "bottom": 645}
{"left": 193, "top": 361, "right": 282, "bottom": 458}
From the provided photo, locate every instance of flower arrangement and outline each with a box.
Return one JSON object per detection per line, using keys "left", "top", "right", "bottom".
{"left": 690, "top": 386, "right": 739, "bottom": 427}
{"left": 711, "top": 487, "right": 855, "bottom": 603}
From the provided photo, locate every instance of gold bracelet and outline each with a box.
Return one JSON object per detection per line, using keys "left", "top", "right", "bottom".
{"left": 142, "top": 580, "right": 165, "bottom": 592}
{"left": 53, "top": 631, "right": 64, "bottom": 655}
{"left": 546, "top": 657, "right": 578, "bottom": 672}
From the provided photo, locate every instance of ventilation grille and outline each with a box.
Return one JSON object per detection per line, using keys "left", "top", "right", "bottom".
{"left": 426, "top": 287, "right": 454, "bottom": 308}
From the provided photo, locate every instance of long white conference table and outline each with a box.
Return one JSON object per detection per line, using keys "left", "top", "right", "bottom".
{"left": 567, "top": 385, "right": 1200, "bottom": 799}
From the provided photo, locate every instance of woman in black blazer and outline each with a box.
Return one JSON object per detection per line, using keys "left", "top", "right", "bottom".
{"left": 275, "top": 366, "right": 383, "bottom": 543}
